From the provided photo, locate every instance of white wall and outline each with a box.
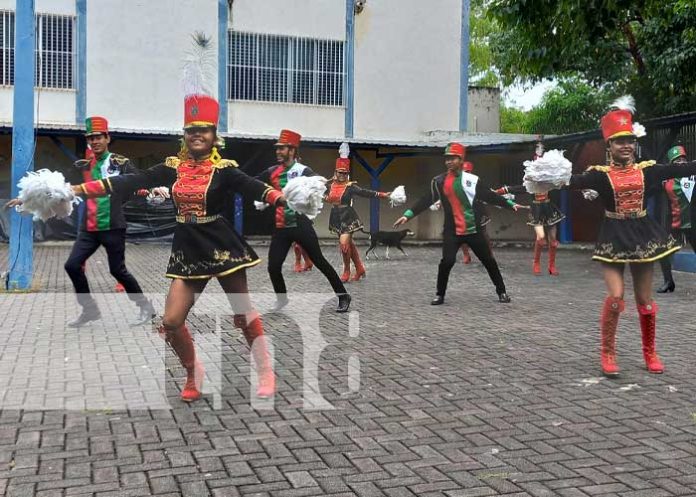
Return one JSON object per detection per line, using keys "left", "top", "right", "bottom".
{"left": 35, "top": 0, "right": 73, "bottom": 15}
{"left": 86, "top": 0, "right": 218, "bottom": 131}
{"left": 229, "top": 101, "right": 344, "bottom": 139}
{"left": 230, "top": 0, "right": 344, "bottom": 40}
{"left": 353, "top": 0, "right": 461, "bottom": 142}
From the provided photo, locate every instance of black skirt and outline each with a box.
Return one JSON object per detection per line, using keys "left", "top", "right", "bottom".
{"left": 166, "top": 218, "right": 260, "bottom": 279}
{"left": 592, "top": 216, "right": 681, "bottom": 264}
{"left": 329, "top": 206, "right": 363, "bottom": 235}
{"left": 527, "top": 201, "right": 565, "bottom": 227}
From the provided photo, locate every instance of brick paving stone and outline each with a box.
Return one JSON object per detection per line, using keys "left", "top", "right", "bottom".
{"left": 1, "top": 244, "right": 696, "bottom": 496}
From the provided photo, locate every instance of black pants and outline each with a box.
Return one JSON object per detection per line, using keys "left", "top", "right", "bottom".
{"left": 268, "top": 219, "right": 347, "bottom": 296}
{"left": 64, "top": 229, "right": 147, "bottom": 309}
{"left": 659, "top": 228, "right": 696, "bottom": 283}
{"left": 437, "top": 232, "right": 506, "bottom": 297}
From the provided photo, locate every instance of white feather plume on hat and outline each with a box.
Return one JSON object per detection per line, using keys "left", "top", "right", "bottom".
{"left": 182, "top": 32, "right": 214, "bottom": 97}
{"left": 609, "top": 95, "right": 636, "bottom": 114}
{"left": 339, "top": 142, "right": 350, "bottom": 159}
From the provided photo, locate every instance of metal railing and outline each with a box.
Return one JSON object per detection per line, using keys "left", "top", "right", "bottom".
{"left": 228, "top": 31, "right": 344, "bottom": 107}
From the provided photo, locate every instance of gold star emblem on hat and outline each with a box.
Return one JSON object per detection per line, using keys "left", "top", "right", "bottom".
{"left": 619, "top": 117, "right": 628, "bottom": 125}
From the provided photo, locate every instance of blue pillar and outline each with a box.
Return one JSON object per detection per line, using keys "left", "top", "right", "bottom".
{"left": 353, "top": 152, "right": 394, "bottom": 233}
{"left": 459, "top": 0, "right": 470, "bottom": 132}
{"left": 344, "top": 0, "right": 355, "bottom": 138}
{"left": 559, "top": 190, "right": 572, "bottom": 243}
{"left": 76, "top": 0, "right": 86, "bottom": 124}
{"left": 8, "top": 0, "right": 35, "bottom": 290}
{"left": 218, "top": 0, "right": 229, "bottom": 133}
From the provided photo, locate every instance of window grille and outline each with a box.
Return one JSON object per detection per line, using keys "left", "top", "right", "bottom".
{"left": 228, "top": 31, "right": 344, "bottom": 107}
{"left": 0, "top": 10, "right": 76, "bottom": 89}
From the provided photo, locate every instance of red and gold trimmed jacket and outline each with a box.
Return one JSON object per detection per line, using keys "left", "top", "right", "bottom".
{"left": 325, "top": 181, "right": 389, "bottom": 206}
{"left": 79, "top": 156, "right": 282, "bottom": 222}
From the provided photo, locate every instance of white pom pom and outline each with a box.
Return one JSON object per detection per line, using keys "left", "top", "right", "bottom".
{"left": 15, "top": 169, "right": 79, "bottom": 221}
{"left": 582, "top": 189, "right": 599, "bottom": 201}
{"left": 389, "top": 185, "right": 407, "bottom": 207}
{"left": 522, "top": 149, "right": 573, "bottom": 194}
{"left": 429, "top": 201, "right": 441, "bottom": 211}
{"left": 338, "top": 142, "right": 350, "bottom": 159}
{"left": 282, "top": 176, "right": 328, "bottom": 220}
{"left": 610, "top": 95, "right": 635, "bottom": 113}
{"left": 632, "top": 122, "right": 646, "bottom": 138}
{"left": 254, "top": 200, "right": 269, "bottom": 211}
{"left": 501, "top": 193, "right": 515, "bottom": 201}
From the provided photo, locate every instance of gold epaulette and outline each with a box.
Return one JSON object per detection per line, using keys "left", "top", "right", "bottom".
{"left": 212, "top": 159, "right": 239, "bottom": 169}
{"left": 586, "top": 165, "right": 610, "bottom": 172}
{"left": 110, "top": 154, "right": 130, "bottom": 166}
{"left": 635, "top": 160, "right": 656, "bottom": 169}
{"left": 165, "top": 156, "right": 181, "bottom": 169}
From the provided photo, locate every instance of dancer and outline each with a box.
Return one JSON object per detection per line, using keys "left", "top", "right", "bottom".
{"left": 7, "top": 116, "right": 156, "bottom": 327}
{"left": 256, "top": 130, "right": 351, "bottom": 312}
{"left": 532, "top": 97, "right": 696, "bottom": 376}
{"left": 394, "top": 143, "right": 526, "bottom": 304}
{"left": 495, "top": 141, "right": 565, "bottom": 275}
{"left": 326, "top": 146, "right": 392, "bottom": 282}
{"left": 656, "top": 145, "right": 695, "bottom": 293}
{"left": 72, "top": 94, "right": 284, "bottom": 402}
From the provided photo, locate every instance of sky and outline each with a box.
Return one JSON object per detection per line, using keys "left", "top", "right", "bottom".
{"left": 503, "top": 80, "right": 556, "bottom": 111}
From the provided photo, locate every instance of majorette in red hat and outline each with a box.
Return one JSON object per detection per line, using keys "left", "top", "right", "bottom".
{"left": 85, "top": 116, "right": 109, "bottom": 136}
{"left": 182, "top": 33, "right": 219, "bottom": 130}
{"left": 335, "top": 142, "right": 350, "bottom": 173}
{"left": 600, "top": 96, "right": 646, "bottom": 142}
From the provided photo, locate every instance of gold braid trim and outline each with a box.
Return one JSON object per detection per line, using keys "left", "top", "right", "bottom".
{"left": 587, "top": 160, "right": 656, "bottom": 173}
{"left": 211, "top": 159, "right": 239, "bottom": 169}
{"left": 110, "top": 154, "right": 130, "bottom": 166}
{"left": 165, "top": 157, "right": 181, "bottom": 169}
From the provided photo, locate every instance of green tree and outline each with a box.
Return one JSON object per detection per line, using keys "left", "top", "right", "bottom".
{"left": 488, "top": 0, "right": 696, "bottom": 116}
{"left": 469, "top": 0, "right": 500, "bottom": 87}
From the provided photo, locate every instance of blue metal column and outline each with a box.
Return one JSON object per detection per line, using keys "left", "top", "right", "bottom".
{"left": 76, "top": 0, "right": 86, "bottom": 124}
{"left": 353, "top": 152, "right": 394, "bottom": 233}
{"left": 8, "top": 0, "right": 35, "bottom": 290}
{"left": 459, "top": 0, "right": 470, "bottom": 132}
{"left": 344, "top": 0, "right": 355, "bottom": 138}
{"left": 558, "top": 190, "right": 572, "bottom": 243}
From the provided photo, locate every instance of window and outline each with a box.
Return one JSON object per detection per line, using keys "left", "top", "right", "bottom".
{"left": 0, "top": 10, "right": 14, "bottom": 86}
{"left": 228, "top": 31, "right": 344, "bottom": 107}
{"left": 0, "top": 10, "right": 76, "bottom": 89}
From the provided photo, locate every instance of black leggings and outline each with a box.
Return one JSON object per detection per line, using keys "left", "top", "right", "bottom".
{"left": 659, "top": 228, "right": 696, "bottom": 282}
{"left": 437, "top": 232, "right": 506, "bottom": 297}
{"left": 268, "top": 218, "right": 346, "bottom": 296}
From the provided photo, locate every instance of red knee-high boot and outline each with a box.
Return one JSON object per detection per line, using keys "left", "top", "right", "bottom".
{"left": 349, "top": 240, "right": 366, "bottom": 281}
{"left": 300, "top": 245, "right": 313, "bottom": 271}
{"left": 293, "top": 243, "right": 303, "bottom": 272}
{"left": 533, "top": 239, "right": 545, "bottom": 275}
{"left": 637, "top": 302, "right": 663, "bottom": 373}
{"left": 235, "top": 314, "right": 276, "bottom": 398}
{"left": 548, "top": 240, "right": 559, "bottom": 276}
{"left": 160, "top": 324, "right": 204, "bottom": 402}
{"left": 339, "top": 242, "right": 351, "bottom": 282}
{"left": 600, "top": 296, "right": 624, "bottom": 376}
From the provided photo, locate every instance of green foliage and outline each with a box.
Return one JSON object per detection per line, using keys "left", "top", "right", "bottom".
{"left": 500, "top": 105, "right": 528, "bottom": 133}
{"left": 487, "top": 0, "right": 696, "bottom": 116}
{"left": 469, "top": 0, "right": 500, "bottom": 87}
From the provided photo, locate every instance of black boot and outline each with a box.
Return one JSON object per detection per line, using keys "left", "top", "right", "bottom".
{"left": 498, "top": 292, "right": 511, "bottom": 303}
{"left": 656, "top": 280, "right": 675, "bottom": 293}
{"left": 431, "top": 295, "right": 445, "bottom": 305}
{"left": 336, "top": 293, "right": 351, "bottom": 313}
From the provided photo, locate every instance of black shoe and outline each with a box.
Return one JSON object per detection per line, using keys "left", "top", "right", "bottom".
{"left": 430, "top": 295, "right": 445, "bottom": 305}
{"left": 336, "top": 293, "right": 351, "bottom": 313}
{"left": 498, "top": 293, "right": 511, "bottom": 303}
{"left": 272, "top": 295, "right": 289, "bottom": 312}
{"left": 132, "top": 301, "right": 156, "bottom": 325}
{"left": 656, "top": 281, "right": 675, "bottom": 293}
{"left": 68, "top": 309, "right": 102, "bottom": 328}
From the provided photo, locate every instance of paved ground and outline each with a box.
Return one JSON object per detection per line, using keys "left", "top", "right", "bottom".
{"left": 1, "top": 242, "right": 696, "bottom": 497}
